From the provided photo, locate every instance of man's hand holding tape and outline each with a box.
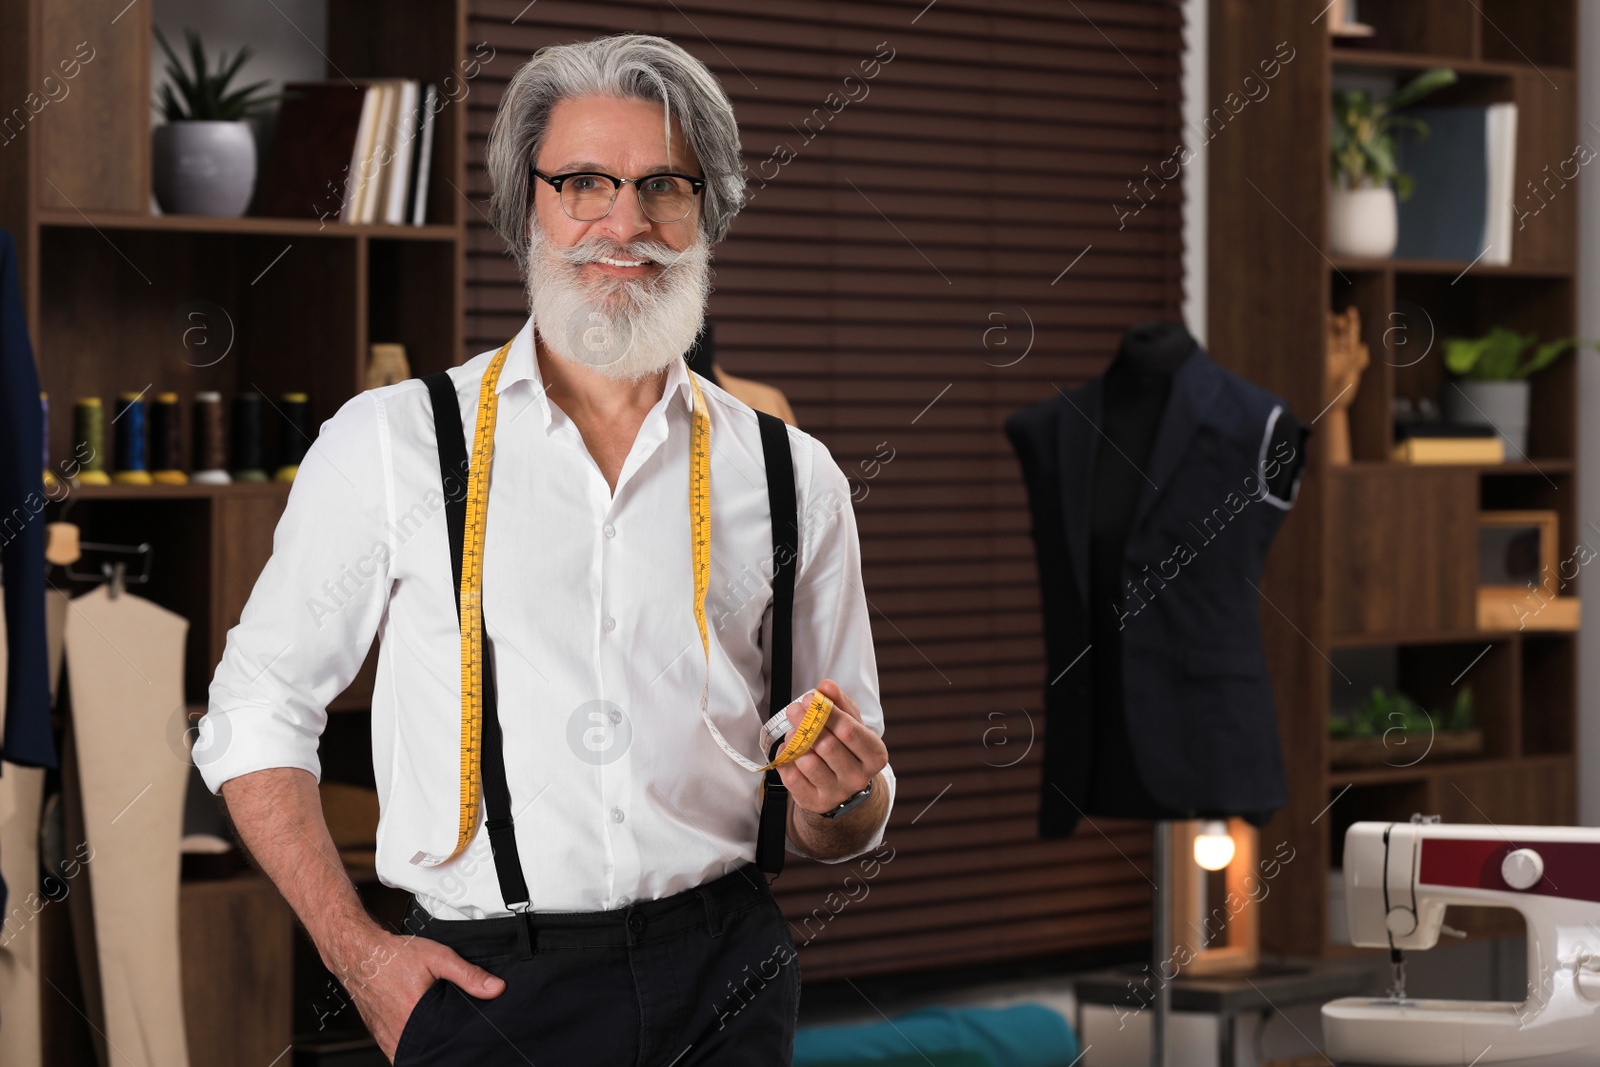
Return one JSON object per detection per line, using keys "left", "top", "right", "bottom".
{"left": 781, "top": 678, "right": 891, "bottom": 860}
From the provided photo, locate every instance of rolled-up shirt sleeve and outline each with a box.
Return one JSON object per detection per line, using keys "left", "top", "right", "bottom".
{"left": 195, "top": 392, "right": 392, "bottom": 792}
{"left": 784, "top": 429, "right": 895, "bottom": 860}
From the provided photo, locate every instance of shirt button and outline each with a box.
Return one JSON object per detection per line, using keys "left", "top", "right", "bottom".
{"left": 603, "top": 523, "right": 616, "bottom": 538}
{"left": 602, "top": 615, "right": 616, "bottom": 632}
{"left": 616, "top": 894, "right": 631, "bottom": 906}
{"left": 608, "top": 709, "right": 622, "bottom": 724}
{"left": 611, "top": 807, "right": 625, "bottom": 824}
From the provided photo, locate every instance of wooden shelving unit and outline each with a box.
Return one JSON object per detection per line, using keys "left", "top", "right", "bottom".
{"left": 1208, "top": 1, "right": 1579, "bottom": 958}
{"left": 0, "top": 1, "right": 468, "bottom": 1062}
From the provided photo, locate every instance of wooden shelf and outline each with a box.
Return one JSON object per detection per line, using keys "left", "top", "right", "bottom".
{"left": 1329, "top": 48, "right": 1560, "bottom": 77}
{"left": 1211, "top": 2, "right": 1580, "bottom": 962}
{"left": 38, "top": 209, "right": 462, "bottom": 242}
{"left": 66, "top": 481, "right": 293, "bottom": 501}
{"left": 1332, "top": 460, "right": 1576, "bottom": 476}
{"left": 1328, "top": 628, "right": 1522, "bottom": 649}
{"left": 1330, "top": 256, "right": 1572, "bottom": 279}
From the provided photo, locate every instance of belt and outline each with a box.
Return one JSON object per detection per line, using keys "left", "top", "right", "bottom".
{"left": 407, "top": 863, "right": 773, "bottom": 960}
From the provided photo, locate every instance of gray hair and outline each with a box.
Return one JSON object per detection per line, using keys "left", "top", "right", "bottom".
{"left": 487, "top": 34, "right": 746, "bottom": 275}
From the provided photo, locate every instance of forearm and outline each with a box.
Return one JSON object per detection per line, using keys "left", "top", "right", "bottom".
{"left": 220, "top": 767, "right": 380, "bottom": 971}
{"left": 786, "top": 772, "right": 889, "bottom": 862}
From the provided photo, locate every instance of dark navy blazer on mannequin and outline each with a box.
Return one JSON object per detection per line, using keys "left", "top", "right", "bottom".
{"left": 1006, "top": 345, "right": 1302, "bottom": 838}
{"left": 0, "top": 228, "right": 58, "bottom": 915}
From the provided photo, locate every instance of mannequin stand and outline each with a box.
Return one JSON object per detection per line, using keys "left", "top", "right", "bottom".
{"left": 1153, "top": 820, "right": 1172, "bottom": 1067}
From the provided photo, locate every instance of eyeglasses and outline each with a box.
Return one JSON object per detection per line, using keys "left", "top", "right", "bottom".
{"left": 532, "top": 169, "right": 707, "bottom": 225}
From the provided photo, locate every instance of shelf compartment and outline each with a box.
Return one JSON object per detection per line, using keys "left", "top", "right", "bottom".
{"left": 1432, "top": 757, "right": 1575, "bottom": 826}
{"left": 38, "top": 226, "right": 362, "bottom": 473}
{"left": 1324, "top": 778, "right": 1431, "bottom": 870}
{"left": 1326, "top": 465, "right": 1478, "bottom": 638}
{"left": 39, "top": 209, "right": 461, "bottom": 242}
{"left": 1520, "top": 634, "right": 1576, "bottom": 756}
{"left": 1328, "top": 639, "right": 1516, "bottom": 769}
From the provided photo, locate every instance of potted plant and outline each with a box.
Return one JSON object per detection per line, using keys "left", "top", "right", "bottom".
{"left": 1443, "top": 328, "right": 1598, "bottom": 455}
{"left": 1328, "top": 685, "right": 1478, "bottom": 768}
{"left": 151, "top": 28, "right": 281, "bottom": 217}
{"left": 1328, "top": 67, "right": 1457, "bottom": 258}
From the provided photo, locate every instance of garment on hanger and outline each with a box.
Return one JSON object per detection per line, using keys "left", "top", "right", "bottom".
{"left": 1005, "top": 322, "right": 1306, "bottom": 837}
{"left": 0, "top": 229, "right": 56, "bottom": 774}
{"left": 684, "top": 323, "right": 799, "bottom": 426}
{"left": 63, "top": 583, "right": 190, "bottom": 1067}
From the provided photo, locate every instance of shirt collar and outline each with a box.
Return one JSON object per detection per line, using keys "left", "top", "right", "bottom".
{"left": 495, "top": 314, "right": 697, "bottom": 417}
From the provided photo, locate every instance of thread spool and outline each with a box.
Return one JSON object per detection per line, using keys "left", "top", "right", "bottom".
{"left": 191, "top": 391, "right": 230, "bottom": 485}
{"left": 274, "top": 392, "right": 310, "bottom": 482}
{"left": 72, "top": 398, "right": 111, "bottom": 485}
{"left": 112, "top": 392, "right": 153, "bottom": 485}
{"left": 231, "top": 391, "right": 267, "bottom": 482}
{"left": 150, "top": 392, "right": 188, "bottom": 484}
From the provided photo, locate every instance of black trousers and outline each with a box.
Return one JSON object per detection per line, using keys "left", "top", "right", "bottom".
{"left": 393, "top": 863, "right": 800, "bottom": 1066}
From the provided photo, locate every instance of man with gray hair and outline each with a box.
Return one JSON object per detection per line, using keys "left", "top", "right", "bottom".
{"left": 199, "top": 33, "right": 893, "bottom": 1064}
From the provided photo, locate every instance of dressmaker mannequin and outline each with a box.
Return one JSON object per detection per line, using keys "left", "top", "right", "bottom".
{"left": 683, "top": 324, "right": 798, "bottom": 426}
{"left": 0, "top": 584, "right": 67, "bottom": 1067}
{"left": 1087, "top": 321, "right": 1196, "bottom": 818}
{"left": 62, "top": 582, "right": 189, "bottom": 1067}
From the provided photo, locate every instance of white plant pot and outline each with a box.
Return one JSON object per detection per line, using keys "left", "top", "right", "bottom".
{"left": 152, "top": 120, "right": 256, "bottom": 217}
{"left": 1328, "top": 184, "right": 1398, "bottom": 259}
{"left": 1444, "top": 379, "right": 1531, "bottom": 456}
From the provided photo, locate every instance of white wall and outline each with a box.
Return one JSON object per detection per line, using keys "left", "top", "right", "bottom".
{"left": 1580, "top": 1, "right": 1600, "bottom": 825}
{"left": 150, "top": 0, "right": 326, "bottom": 119}
{"left": 1181, "top": 0, "right": 1207, "bottom": 344}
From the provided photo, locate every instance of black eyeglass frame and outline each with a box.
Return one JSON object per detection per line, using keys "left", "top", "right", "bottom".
{"left": 531, "top": 168, "right": 707, "bottom": 223}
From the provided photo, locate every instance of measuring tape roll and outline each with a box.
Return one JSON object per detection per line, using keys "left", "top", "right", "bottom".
{"left": 413, "top": 344, "right": 833, "bottom": 868}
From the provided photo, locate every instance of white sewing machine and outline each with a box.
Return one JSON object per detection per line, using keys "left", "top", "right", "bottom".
{"left": 1322, "top": 816, "right": 1600, "bottom": 1066}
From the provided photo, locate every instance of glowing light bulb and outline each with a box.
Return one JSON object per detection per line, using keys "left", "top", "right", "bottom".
{"left": 1194, "top": 820, "right": 1235, "bottom": 871}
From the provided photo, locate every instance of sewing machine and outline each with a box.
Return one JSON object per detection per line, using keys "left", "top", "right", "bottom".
{"left": 1322, "top": 816, "right": 1600, "bottom": 1065}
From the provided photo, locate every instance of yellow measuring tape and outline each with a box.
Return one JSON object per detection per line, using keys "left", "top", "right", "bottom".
{"left": 415, "top": 340, "right": 834, "bottom": 867}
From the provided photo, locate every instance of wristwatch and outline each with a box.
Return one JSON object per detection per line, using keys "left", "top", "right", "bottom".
{"left": 819, "top": 777, "right": 874, "bottom": 820}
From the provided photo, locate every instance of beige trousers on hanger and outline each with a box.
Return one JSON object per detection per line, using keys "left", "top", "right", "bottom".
{"left": 63, "top": 585, "right": 189, "bottom": 1067}
{"left": 0, "top": 587, "right": 67, "bottom": 1067}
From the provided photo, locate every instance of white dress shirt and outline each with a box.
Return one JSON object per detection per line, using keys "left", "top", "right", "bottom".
{"left": 198, "top": 316, "right": 894, "bottom": 919}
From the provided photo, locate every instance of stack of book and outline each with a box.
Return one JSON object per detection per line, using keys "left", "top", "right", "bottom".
{"left": 1392, "top": 421, "right": 1505, "bottom": 464}
{"left": 258, "top": 80, "right": 438, "bottom": 225}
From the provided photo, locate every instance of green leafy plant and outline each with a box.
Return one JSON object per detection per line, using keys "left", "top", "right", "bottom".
{"left": 154, "top": 27, "right": 282, "bottom": 122}
{"left": 1330, "top": 67, "right": 1457, "bottom": 198}
{"left": 1329, "top": 685, "right": 1474, "bottom": 739}
{"left": 1444, "top": 327, "right": 1600, "bottom": 381}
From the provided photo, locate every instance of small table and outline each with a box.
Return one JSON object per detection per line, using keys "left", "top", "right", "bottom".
{"left": 1073, "top": 956, "right": 1381, "bottom": 1066}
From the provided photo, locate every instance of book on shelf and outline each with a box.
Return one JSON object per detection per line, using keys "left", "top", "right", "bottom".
{"left": 259, "top": 79, "right": 434, "bottom": 226}
{"left": 1392, "top": 436, "right": 1506, "bottom": 464}
{"left": 1395, "top": 103, "right": 1517, "bottom": 265}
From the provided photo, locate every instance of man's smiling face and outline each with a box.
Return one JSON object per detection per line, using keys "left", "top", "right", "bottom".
{"left": 525, "top": 94, "right": 714, "bottom": 380}
{"left": 532, "top": 94, "right": 704, "bottom": 297}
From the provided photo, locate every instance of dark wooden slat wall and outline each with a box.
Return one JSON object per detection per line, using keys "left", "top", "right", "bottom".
{"left": 465, "top": 0, "right": 1185, "bottom": 980}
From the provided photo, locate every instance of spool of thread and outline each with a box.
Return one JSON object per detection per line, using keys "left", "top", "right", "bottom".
{"left": 112, "top": 392, "right": 153, "bottom": 485}
{"left": 231, "top": 391, "right": 267, "bottom": 482}
{"left": 41, "top": 392, "right": 56, "bottom": 489}
{"left": 150, "top": 392, "right": 187, "bottom": 484}
{"left": 274, "top": 392, "right": 310, "bottom": 482}
{"left": 72, "top": 398, "right": 111, "bottom": 485}
{"left": 191, "top": 391, "right": 230, "bottom": 485}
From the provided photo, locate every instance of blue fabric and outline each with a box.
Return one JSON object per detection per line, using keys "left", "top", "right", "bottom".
{"left": 0, "top": 227, "right": 57, "bottom": 920}
{"left": 794, "top": 1004, "right": 1079, "bottom": 1067}
{"left": 0, "top": 227, "right": 56, "bottom": 772}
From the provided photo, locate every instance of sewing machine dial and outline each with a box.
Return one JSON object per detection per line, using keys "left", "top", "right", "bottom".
{"left": 1501, "top": 847, "right": 1544, "bottom": 890}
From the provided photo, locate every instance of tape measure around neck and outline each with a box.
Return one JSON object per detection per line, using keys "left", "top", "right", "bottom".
{"left": 414, "top": 342, "right": 833, "bottom": 867}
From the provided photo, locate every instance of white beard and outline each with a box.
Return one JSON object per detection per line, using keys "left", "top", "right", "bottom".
{"left": 525, "top": 224, "right": 712, "bottom": 382}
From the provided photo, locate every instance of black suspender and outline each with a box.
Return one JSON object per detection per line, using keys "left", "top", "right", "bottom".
{"left": 422, "top": 371, "right": 800, "bottom": 909}
{"left": 754, "top": 410, "right": 797, "bottom": 876}
{"left": 424, "top": 371, "right": 530, "bottom": 911}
